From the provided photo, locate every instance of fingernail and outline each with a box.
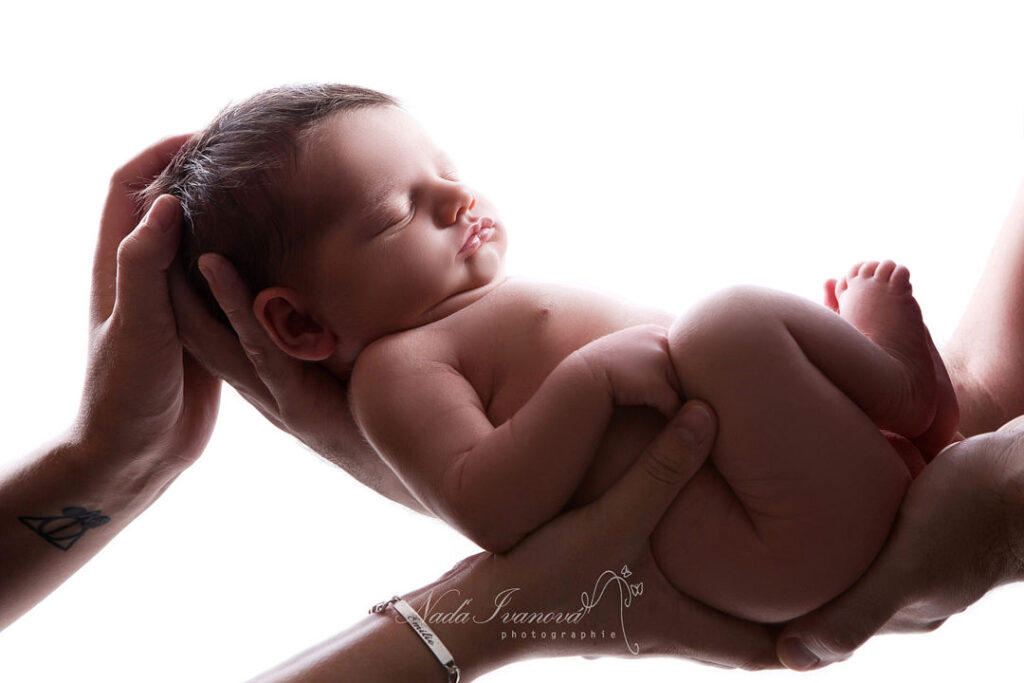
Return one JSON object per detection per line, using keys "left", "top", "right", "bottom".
{"left": 198, "top": 258, "right": 216, "bottom": 288}
{"left": 677, "top": 404, "right": 712, "bottom": 441}
{"left": 143, "top": 195, "right": 176, "bottom": 233}
{"left": 779, "top": 638, "right": 820, "bottom": 671}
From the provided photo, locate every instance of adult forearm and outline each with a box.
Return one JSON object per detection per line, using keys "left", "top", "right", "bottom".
{"left": 249, "top": 549, "right": 631, "bottom": 681}
{"left": 0, "top": 429, "right": 187, "bottom": 631}
{"left": 248, "top": 554, "right": 522, "bottom": 682}
{"left": 248, "top": 614, "right": 459, "bottom": 683}
{"left": 944, "top": 181, "right": 1024, "bottom": 436}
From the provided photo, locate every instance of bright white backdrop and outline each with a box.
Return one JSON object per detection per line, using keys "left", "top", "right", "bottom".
{"left": 2, "top": 1, "right": 1024, "bottom": 680}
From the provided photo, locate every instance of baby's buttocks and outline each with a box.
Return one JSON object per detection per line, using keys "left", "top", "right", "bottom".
{"left": 411, "top": 282, "right": 910, "bottom": 624}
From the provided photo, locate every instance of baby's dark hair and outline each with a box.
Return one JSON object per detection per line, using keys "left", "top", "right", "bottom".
{"left": 141, "top": 83, "right": 399, "bottom": 322}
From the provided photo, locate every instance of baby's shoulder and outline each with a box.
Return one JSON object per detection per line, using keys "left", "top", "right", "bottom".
{"left": 350, "top": 327, "right": 460, "bottom": 396}
{"left": 348, "top": 329, "right": 458, "bottom": 423}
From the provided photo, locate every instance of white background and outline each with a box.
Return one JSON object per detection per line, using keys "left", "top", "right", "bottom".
{"left": 2, "top": 1, "right": 1024, "bottom": 680}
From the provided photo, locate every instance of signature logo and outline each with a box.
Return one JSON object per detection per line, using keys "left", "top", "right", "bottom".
{"left": 581, "top": 565, "right": 644, "bottom": 654}
{"left": 410, "top": 564, "right": 645, "bottom": 654}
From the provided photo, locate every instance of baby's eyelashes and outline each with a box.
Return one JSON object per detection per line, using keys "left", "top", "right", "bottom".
{"left": 373, "top": 209, "right": 414, "bottom": 237}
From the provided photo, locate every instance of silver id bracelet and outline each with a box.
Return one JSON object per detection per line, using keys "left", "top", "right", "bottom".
{"left": 371, "top": 596, "right": 461, "bottom": 682}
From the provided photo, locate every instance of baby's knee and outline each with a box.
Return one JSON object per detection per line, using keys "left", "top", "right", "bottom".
{"left": 668, "top": 285, "right": 786, "bottom": 372}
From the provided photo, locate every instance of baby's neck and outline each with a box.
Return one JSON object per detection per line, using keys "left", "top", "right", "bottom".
{"left": 322, "top": 275, "right": 512, "bottom": 380}
{"left": 419, "top": 275, "right": 510, "bottom": 326}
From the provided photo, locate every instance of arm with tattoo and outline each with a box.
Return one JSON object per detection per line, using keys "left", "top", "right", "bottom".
{"left": 0, "top": 136, "right": 220, "bottom": 631}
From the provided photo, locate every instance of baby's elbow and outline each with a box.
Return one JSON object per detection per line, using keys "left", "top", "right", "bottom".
{"left": 449, "top": 498, "right": 522, "bottom": 553}
{"left": 442, "top": 458, "right": 524, "bottom": 553}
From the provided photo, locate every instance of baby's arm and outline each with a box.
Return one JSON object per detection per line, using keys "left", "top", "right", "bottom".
{"left": 349, "top": 325, "right": 681, "bottom": 553}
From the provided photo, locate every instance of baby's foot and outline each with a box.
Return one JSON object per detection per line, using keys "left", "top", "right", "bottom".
{"left": 831, "top": 261, "right": 937, "bottom": 437}
{"left": 911, "top": 325, "right": 961, "bottom": 461}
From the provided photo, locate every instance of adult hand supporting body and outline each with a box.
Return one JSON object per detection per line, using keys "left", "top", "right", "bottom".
{"left": 251, "top": 400, "right": 781, "bottom": 680}
{"left": 184, "top": 255, "right": 781, "bottom": 672}
{"left": 777, "top": 418, "right": 1024, "bottom": 670}
{"left": 179, "top": 176, "right": 1024, "bottom": 676}
{"left": 776, "top": 179, "right": 1024, "bottom": 671}
{"left": 0, "top": 136, "right": 220, "bottom": 631}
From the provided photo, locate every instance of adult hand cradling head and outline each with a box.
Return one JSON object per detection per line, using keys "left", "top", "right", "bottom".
{"left": 0, "top": 136, "right": 220, "bottom": 631}
{"left": 77, "top": 135, "right": 220, "bottom": 468}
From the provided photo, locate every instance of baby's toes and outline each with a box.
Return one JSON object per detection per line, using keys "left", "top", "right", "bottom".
{"left": 891, "top": 264, "right": 912, "bottom": 289}
{"left": 824, "top": 278, "right": 840, "bottom": 312}
{"left": 875, "top": 260, "right": 898, "bottom": 281}
{"left": 880, "top": 262, "right": 913, "bottom": 295}
{"left": 856, "top": 261, "right": 881, "bottom": 279}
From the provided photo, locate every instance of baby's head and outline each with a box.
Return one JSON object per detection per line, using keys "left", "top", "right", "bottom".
{"left": 145, "top": 83, "right": 507, "bottom": 375}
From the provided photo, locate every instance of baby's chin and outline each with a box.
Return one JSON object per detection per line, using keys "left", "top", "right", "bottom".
{"left": 468, "top": 239, "right": 507, "bottom": 285}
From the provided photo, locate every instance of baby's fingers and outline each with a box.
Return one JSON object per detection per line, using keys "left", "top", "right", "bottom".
{"left": 654, "top": 390, "right": 684, "bottom": 421}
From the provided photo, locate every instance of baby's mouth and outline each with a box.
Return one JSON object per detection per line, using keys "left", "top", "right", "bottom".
{"left": 459, "top": 217, "right": 496, "bottom": 256}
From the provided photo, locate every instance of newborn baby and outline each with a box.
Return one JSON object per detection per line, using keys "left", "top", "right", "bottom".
{"left": 146, "top": 84, "right": 959, "bottom": 623}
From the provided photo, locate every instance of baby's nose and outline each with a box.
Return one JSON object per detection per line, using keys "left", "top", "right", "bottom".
{"left": 440, "top": 187, "right": 476, "bottom": 225}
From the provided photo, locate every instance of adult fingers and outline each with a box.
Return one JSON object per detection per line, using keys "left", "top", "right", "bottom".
{"left": 776, "top": 544, "right": 912, "bottom": 671}
{"left": 197, "top": 253, "right": 295, "bottom": 403}
{"left": 168, "top": 256, "right": 276, "bottom": 411}
{"left": 998, "top": 414, "right": 1024, "bottom": 433}
{"left": 110, "top": 195, "right": 182, "bottom": 338}
{"left": 92, "top": 133, "right": 192, "bottom": 325}
{"left": 176, "top": 350, "right": 223, "bottom": 461}
{"left": 597, "top": 401, "right": 716, "bottom": 538}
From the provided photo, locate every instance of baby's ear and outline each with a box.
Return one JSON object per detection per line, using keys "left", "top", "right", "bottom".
{"left": 252, "top": 286, "right": 337, "bottom": 361}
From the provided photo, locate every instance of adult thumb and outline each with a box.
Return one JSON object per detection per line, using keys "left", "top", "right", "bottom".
{"left": 777, "top": 585, "right": 899, "bottom": 671}
{"left": 597, "top": 400, "right": 717, "bottom": 538}
{"left": 112, "top": 195, "right": 182, "bottom": 329}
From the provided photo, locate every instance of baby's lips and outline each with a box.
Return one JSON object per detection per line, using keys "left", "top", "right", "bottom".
{"left": 480, "top": 216, "right": 495, "bottom": 229}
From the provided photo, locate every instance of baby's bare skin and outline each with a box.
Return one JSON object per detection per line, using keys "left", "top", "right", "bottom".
{"left": 349, "top": 264, "right": 955, "bottom": 622}
{"left": 360, "top": 277, "right": 678, "bottom": 507}
{"left": 248, "top": 105, "right": 956, "bottom": 622}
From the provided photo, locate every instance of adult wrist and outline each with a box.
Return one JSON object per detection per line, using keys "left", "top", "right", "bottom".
{"left": 398, "top": 554, "right": 525, "bottom": 681}
{"left": 395, "top": 549, "right": 642, "bottom": 677}
{"left": 62, "top": 420, "right": 190, "bottom": 515}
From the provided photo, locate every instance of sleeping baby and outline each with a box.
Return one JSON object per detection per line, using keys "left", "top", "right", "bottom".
{"left": 144, "top": 84, "right": 959, "bottom": 623}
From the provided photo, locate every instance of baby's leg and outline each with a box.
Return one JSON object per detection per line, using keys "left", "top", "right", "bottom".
{"left": 825, "top": 261, "right": 960, "bottom": 459}
{"left": 652, "top": 268, "right": 938, "bottom": 622}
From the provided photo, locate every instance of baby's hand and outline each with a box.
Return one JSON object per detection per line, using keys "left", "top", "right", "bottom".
{"left": 576, "top": 324, "right": 684, "bottom": 419}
